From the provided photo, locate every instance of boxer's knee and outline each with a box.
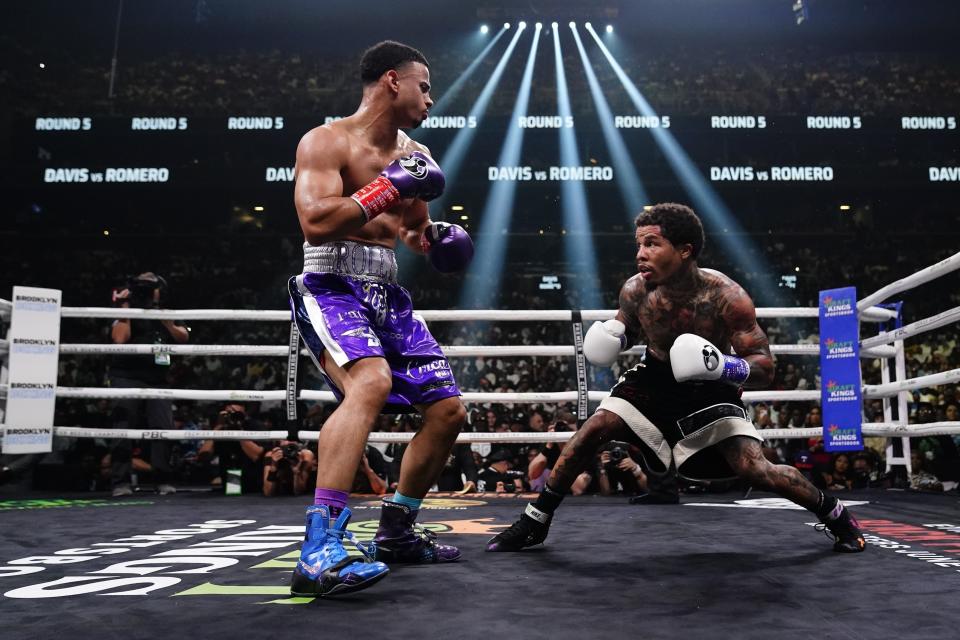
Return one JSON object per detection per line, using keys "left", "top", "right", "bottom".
{"left": 420, "top": 397, "right": 465, "bottom": 436}
{"left": 342, "top": 358, "right": 392, "bottom": 408}
{"left": 580, "top": 410, "right": 628, "bottom": 445}
{"left": 443, "top": 401, "right": 467, "bottom": 430}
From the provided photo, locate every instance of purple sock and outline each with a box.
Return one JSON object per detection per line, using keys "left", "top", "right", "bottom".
{"left": 314, "top": 488, "right": 348, "bottom": 518}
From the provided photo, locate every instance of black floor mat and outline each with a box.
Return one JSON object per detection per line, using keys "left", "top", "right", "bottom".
{"left": 1, "top": 490, "right": 958, "bottom": 639}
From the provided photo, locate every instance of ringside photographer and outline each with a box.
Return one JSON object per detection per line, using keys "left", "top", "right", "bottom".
{"left": 107, "top": 272, "right": 189, "bottom": 497}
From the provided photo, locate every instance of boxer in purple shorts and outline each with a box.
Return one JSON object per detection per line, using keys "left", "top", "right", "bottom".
{"left": 290, "top": 267, "right": 460, "bottom": 411}
{"left": 287, "top": 41, "right": 474, "bottom": 598}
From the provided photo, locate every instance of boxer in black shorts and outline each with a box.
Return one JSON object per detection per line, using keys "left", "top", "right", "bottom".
{"left": 487, "top": 203, "right": 865, "bottom": 554}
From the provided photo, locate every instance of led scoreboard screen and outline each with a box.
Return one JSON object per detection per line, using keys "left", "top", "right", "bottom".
{"left": 11, "top": 112, "right": 960, "bottom": 194}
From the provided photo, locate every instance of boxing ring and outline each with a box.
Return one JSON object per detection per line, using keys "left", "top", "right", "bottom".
{"left": 1, "top": 252, "right": 959, "bottom": 637}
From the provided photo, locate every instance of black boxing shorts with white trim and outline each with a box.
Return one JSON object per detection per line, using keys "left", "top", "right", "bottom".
{"left": 597, "top": 356, "right": 762, "bottom": 481}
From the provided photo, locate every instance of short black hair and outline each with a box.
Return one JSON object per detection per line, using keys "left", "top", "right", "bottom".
{"left": 635, "top": 203, "right": 705, "bottom": 259}
{"left": 359, "top": 41, "right": 429, "bottom": 85}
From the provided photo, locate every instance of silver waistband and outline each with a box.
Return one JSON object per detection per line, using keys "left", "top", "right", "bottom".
{"left": 302, "top": 241, "right": 398, "bottom": 284}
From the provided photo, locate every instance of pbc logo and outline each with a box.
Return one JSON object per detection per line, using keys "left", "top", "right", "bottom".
{"left": 399, "top": 154, "right": 429, "bottom": 179}
{"left": 702, "top": 345, "right": 720, "bottom": 371}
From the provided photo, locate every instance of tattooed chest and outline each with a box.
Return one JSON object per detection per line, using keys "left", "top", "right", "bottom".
{"left": 636, "top": 292, "right": 728, "bottom": 356}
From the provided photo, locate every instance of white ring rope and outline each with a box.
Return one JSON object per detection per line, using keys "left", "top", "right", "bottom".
{"left": 33, "top": 421, "right": 960, "bottom": 443}
{"left": 860, "top": 305, "right": 960, "bottom": 350}
{"left": 4, "top": 250, "right": 959, "bottom": 448}
{"left": 0, "top": 383, "right": 936, "bottom": 403}
{"left": 858, "top": 250, "right": 960, "bottom": 312}
{"left": 863, "top": 367, "right": 960, "bottom": 397}
{"left": 46, "top": 342, "right": 896, "bottom": 359}
{"left": 54, "top": 305, "right": 896, "bottom": 323}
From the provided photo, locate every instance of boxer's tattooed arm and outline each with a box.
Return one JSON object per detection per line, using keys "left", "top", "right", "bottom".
{"left": 718, "top": 437, "right": 820, "bottom": 511}
{"left": 718, "top": 282, "right": 774, "bottom": 389}
{"left": 615, "top": 276, "right": 646, "bottom": 349}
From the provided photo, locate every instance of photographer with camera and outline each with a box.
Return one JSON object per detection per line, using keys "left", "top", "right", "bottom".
{"left": 478, "top": 449, "right": 528, "bottom": 494}
{"left": 263, "top": 440, "right": 317, "bottom": 496}
{"left": 107, "top": 272, "right": 189, "bottom": 497}
{"left": 569, "top": 441, "right": 646, "bottom": 496}
{"left": 597, "top": 443, "right": 647, "bottom": 496}
{"left": 198, "top": 404, "right": 268, "bottom": 494}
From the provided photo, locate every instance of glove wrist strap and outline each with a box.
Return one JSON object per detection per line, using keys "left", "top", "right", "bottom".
{"left": 351, "top": 176, "right": 400, "bottom": 222}
{"left": 721, "top": 355, "right": 750, "bottom": 385}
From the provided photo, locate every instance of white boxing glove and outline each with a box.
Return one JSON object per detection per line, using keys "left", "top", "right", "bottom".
{"left": 583, "top": 319, "right": 627, "bottom": 367}
{"left": 669, "top": 333, "right": 750, "bottom": 386}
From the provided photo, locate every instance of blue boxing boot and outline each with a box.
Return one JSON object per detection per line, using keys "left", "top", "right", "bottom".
{"left": 290, "top": 505, "right": 389, "bottom": 597}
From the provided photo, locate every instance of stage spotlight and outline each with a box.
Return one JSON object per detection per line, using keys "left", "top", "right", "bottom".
{"left": 552, "top": 21, "right": 558, "bottom": 29}
{"left": 569, "top": 21, "right": 576, "bottom": 28}
{"left": 504, "top": 22, "right": 510, "bottom": 29}
{"left": 519, "top": 21, "right": 527, "bottom": 30}
{"left": 585, "top": 22, "right": 592, "bottom": 29}
{"left": 414, "top": 24, "right": 507, "bottom": 142}
{"left": 480, "top": 24, "right": 489, "bottom": 34}
{"left": 571, "top": 24, "right": 649, "bottom": 219}
{"left": 553, "top": 24, "right": 601, "bottom": 308}
{"left": 536, "top": 22, "right": 542, "bottom": 29}
{"left": 427, "top": 24, "right": 524, "bottom": 214}
{"left": 585, "top": 23, "right": 777, "bottom": 302}
{"left": 606, "top": 25, "right": 613, "bottom": 33}
{"left": 460, "top": 23, "right": 542, "bottom": 309}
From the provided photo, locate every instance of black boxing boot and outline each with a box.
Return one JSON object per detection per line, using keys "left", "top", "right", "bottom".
{"left": 815, "top": 497, "right": 866, "bottom": 553}
{"left": 485, "top": 503, "right": 553, "bottom": 552}
{"left": 486, "top": 484, "right": 564, "bottom": 552}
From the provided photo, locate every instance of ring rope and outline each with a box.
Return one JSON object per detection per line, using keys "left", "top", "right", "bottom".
{"left": 48, "top": 305, "right": 896, "bottom": 323}
{"left": 863, "top": 367, "right": 960, "bottom": 397}
{"left": 857, "top": 250, "right": 960, "bottom": 312}
{"left": 32, "top": 421, "right": 960, "bottom": 443}
{"left": 37, "top": 342, "right": 895, "bottom": 359}
{"left": 3, "top": 253, "right": 958, "bottom": 452}
{"left": 1, "top": 377, "right": 950, "bottom": 403}
{"left": 860, "top": 304, "right": 960, "bottom": 350}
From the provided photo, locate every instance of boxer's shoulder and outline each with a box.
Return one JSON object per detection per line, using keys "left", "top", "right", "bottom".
{"left": 698, "top": 267, "right": 734, "bottom": 286}
{"left": 620, "top": 273, "right": 646, "bottom": 300}
{"left": 698, "top": 269, "right": 755, "bottom": 321}
{"left": 296, "top": 124, "right": 350, "bottom": 166}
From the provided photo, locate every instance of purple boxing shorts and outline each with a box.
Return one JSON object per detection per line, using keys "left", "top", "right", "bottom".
{"left": 289, "top": 241, "right": 460, "bottom": 413}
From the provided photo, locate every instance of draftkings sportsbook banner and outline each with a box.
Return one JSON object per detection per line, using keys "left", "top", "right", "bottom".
{"left": 818, "top": 286, "right": 864, "bottom": 452}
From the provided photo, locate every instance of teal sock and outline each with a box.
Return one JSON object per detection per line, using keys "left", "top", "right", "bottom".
{"left": 391, "top": 491, "right": 423, "bottom": 510}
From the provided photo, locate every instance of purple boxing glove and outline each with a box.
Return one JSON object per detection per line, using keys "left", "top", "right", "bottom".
{"left": 420, "top": 222, "right": 474, "bottom": 273}
{"left": 351, "top": 151, "right": 446, "bottom": 222}
{"left": 382, "top": 151, "right": 445, "bottom": 201}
